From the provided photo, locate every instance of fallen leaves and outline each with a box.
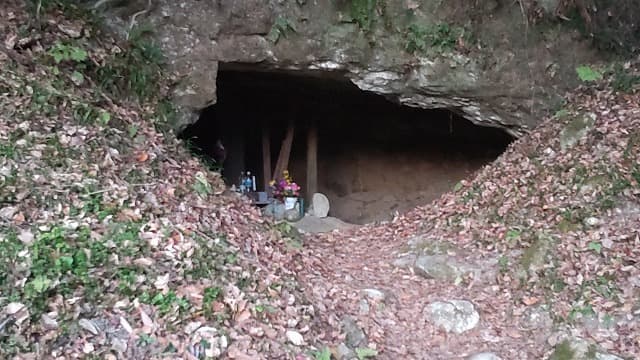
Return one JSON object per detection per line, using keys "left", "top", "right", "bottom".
{"left": 0, "top": 3, "right": 316, "bottom": 358}
{"left": 136, "top": 151, "right": 149, "bottom": 162}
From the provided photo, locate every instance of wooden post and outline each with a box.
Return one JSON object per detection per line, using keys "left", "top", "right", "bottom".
{"left": 261, "top": 120, "right": 272, "bottom": 192}
{"left": 306, "top": 119, "right": 318, "bottom": 204}
{"left": 273, "top": 118, "right": 295, "bottom": 180}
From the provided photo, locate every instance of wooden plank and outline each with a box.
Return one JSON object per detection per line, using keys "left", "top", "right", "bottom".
{"left": 273, "top": 118, "right": 295, "bottom": 181}
{"left": 306, "top": 119, "right": 318, "bottom": 203}
{"left": 261, "top": 120, "right": 272, "bottom": 192}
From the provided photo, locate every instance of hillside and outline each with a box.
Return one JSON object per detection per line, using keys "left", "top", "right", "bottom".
{"left": 1, "top": 1, "right": 639, "bottom": 360}
{"left": 0, "top": 2, "right": 316, "bottom": 358}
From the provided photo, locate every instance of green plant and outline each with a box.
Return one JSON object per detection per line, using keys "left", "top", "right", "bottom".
{"left": 192, "top": 172, "right": 212, "bottom": 197}
{"left": 498, "top": 255, "right": 509, "bottom": 273}
{"left": 140, "top": 290, "right": 190, "bottom": 316}
{"left": 576, "top": 65, "right": 603, "bottom": 82}
{"left": 96, "top": 23, "right": 165, "bottom": 101}
{"left": 313, "top": 347, "right": 332, "bottom": 360}
{"left": 611, "top": 63, "right": 640, "bottom": 92}
{"left": 587, "top": 241, "right": 602, "bottom": 254}
{"left": 550, "top": 340, "right": 575, "bottom": 360}
{"left": 355, "top": 347, "right": 378, "bottom": 359}
{"left": 48, "top": 42, "right": 88, "bottom": 64}
{"left": 568, "top": 303, "right": 596, "bottom": 321}
{"left": 154, "top": 99, "right": 177, "bottom": 133}
{"left": 350, "top": 0, "right": 378, "bottom": 33}
{"left": 405, "top": 23, "right": 462, "bottom": 54}
{"left": 72, "top": 102, "right": 105, "bottom": 125}
{"left": 267, "top": 17, "right": 297, "bottom": 43}
{"left": 202, "top": 286, "right": 222, "bottom": 318}
{"left": 0, "top": 142, "right": 17, "bottom": 160}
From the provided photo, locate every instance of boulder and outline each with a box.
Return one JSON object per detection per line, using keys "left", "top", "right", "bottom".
{"left": 424, "top": 300, "right": 480, "bottom": 334}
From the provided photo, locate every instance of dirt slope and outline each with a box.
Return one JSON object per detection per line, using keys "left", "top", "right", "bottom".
{"left": 0, "top": 2, "right": 318, "bottom": 359}
{"left": 298, "top": 84, "right": 640, "bottom": 358}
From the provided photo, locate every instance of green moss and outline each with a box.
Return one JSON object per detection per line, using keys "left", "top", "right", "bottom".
{"left": 550, "top": 340, "right": 575, "bottom": 360}
{"left": 350, "top": 0, "right": 378, "bottom": 33}
{"left": 520, "top": 233, "right": 554, "bottom": 272}
{"left": 405, "top": 22, "right": 464, "bottom": 54}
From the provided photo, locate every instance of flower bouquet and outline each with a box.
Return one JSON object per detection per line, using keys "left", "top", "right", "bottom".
{"left": 270, "top": 170, "right": 301, "bottom": 209}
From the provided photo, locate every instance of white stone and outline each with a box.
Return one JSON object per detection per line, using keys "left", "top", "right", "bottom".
{"left": 5, "top": 302, "right": 25, "bottom": 315}
{"left": 310, "top": 193, "right": 330, "bottom": 218}
{"left": 425, "top": 300, "right": 480, "bottom": 334}
{"left": 467, "top": 352, "right": 502, "bottom": 360}
{"left": 286, "top": 330, "right": 304, "bottom": 346}
{"left": 361, "top": 288, "right": 386, "bottom": 301}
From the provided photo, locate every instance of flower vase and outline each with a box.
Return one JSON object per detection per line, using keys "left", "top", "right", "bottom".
{"left": 284, "top": 197, "right": 297, "bottom": 210}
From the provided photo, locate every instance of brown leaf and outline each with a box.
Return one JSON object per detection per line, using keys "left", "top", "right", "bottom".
{"left": 212, "top": 301, "right": 225, "bottom": 313}
{"left": 521, "top": 296, "right": 539, "bottom": 306}
{"left": 505, "top": 328, "right": 523, "bottom": 339}
{"left": 12, "top": 211, "right": 25, "bottom": 225}
{"left": 136, "top": 151, "right": 149, "bottom": 162}
{"left": 234, "top": 309, "right": 251, "bottom": 324}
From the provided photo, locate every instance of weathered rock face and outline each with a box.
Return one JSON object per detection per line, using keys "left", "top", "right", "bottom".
{"left": 98, "top": 0, "right": 600, "bottom": 136}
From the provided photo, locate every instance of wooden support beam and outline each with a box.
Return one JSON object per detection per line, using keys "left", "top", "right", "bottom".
{"left": 273, "top": 118, "right": 295, "bottom": 181}
{"left": 306, "top": 119, "right": 318, "bottom": 204}
{"left": 261, "top": 120, "right": 272, "bottom": 192}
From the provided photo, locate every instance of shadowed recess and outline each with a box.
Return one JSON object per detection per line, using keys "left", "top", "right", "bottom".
{"left": 180, "top": 65, "right": 514, "bottom": 224}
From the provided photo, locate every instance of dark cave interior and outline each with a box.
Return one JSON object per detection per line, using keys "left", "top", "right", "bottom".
{"left": 179, "top": 65, "right": 514, "bottom": 224}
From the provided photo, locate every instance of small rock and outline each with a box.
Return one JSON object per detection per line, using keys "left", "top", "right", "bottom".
{"left": 467, "top": 352, "right": 502, "bottom": 360}
{"left": 287, "top": 318, "right": 299, "bottom": 328}
{"left": 154, "top": 273, "right": 170, "bottom": 290}
{"left": 58, "top": 23, "right": 83, "bottom": 38}
{"left": 336, "top": 343, "right": 356, "bottom": 360}
{"left": 425, "top": 300, "right": 480, "bottom": 334}
{"left": 83, "top": 342, "right": 94, "bottom": 354}
{"left": 41, "top": 314, "right": 58, "bottom": 330}
{"left": 18, "top": 230, "right": 34, "bottom": 245}
{"left": 249, "top": 326, "right": 265, "bottom": 337}
{"left": 111, "top": 337, "right": 127, "bottom": 353}
{"left": 583, "top": 217, "right": 600, "bottom": 227}
{"left": 219, "top": 335, "right": 228, "bottom": 350}
{"left": 5, "top": 302, "right": 25, "bottom": 315}
{"left": 286, "top": 330, "right": 304, "bottom": 346}
{"left": 0, "top": 206, "right": 17, "bottom": 220}
{"left": 342, "top": 317, "right": 366, "bottom": 348}
{"left": 79, "top": 318, "right": 100, "bottom": 335}
{"left": 195, "top": 326, "right": 218, "bottom": 338}
{"left": 361, "top": 288, "right": 386, "bottom": 301}
{"left": 184, "top": 321, "right": 202, "bottom": 334}
{"left": 285, "top": 208, "right": 302, "bottom": 222}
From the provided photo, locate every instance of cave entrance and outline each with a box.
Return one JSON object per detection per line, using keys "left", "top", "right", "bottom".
{"left": 180, "top": 65, "right": 514, "bottom": 224}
